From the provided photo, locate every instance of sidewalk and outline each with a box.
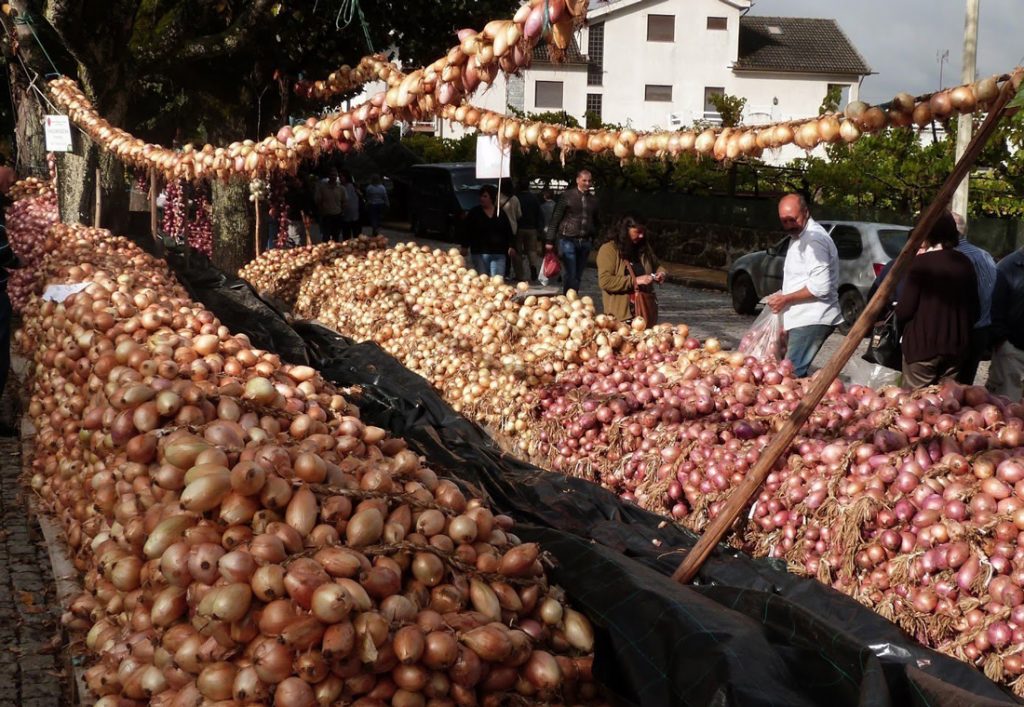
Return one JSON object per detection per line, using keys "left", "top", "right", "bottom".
{"left": 380, "top": 222, "right": 729, "bottom": 292}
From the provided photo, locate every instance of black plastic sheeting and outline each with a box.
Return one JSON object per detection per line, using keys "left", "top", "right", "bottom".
{"left": 162, "top": 243, "right": 310, "bottom": 365}
{"left": 295, "top": 322, "right": 1020, "bottom": 707}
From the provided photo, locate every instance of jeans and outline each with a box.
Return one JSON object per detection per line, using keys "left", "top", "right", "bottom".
{"left": 559, "top": 238, "right": 591, "bottom": 294}
{"left": 987, "top": 341, "right": 1024, "bottom": 401}
{"left": 786, "top": 324, "right": 835, "bottom": 377}
{"left": 472, "top": 254, "right": 507, "bottom": 278}
{"left": 367, "top": 203, "right": 385, "bottom": 234}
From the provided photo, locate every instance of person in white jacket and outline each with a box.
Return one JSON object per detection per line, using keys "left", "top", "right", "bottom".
{"left": 764, "top": 193, "right": 842, "bottom": 377}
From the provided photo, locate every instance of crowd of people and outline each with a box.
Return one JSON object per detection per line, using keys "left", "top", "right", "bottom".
{"left": 262, "top": 167, "right": 391, "bottom": 248}
{"left": 105, "top": 160, "right": 1024, "bottom": 403}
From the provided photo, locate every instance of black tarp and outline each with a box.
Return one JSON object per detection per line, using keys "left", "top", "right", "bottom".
{"left": 162, "top": 242, "right": 310, "bottom": 365}
{"left": 186, "top": 253, "right": 1019, "bottom": 705}
{"left": 294, "top": 321, "right": 1021, "bottom": 707}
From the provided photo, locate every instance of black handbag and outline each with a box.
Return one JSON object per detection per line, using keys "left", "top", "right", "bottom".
{"left": 862, "top": 307, "right": 902, "bottom": 370}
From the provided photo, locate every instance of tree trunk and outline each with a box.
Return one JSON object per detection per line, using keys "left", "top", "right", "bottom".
{"left": 9, "top": 69, "right": 48, "bottom": 177}
{"left": 211, "top": 178, "right": 254, "bottom": 276}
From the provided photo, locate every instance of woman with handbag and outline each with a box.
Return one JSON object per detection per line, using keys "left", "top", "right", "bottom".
{"left": 895, "top": 212, "right": 979, "bottom": 387}
{"left": 596, "top": 214, "right": 665, "bottom": 323}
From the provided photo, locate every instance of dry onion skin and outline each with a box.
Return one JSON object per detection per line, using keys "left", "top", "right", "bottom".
{"left": 12, "top": 205, "right": 603, "bottom": 704}
{"left": 240, "top": 240, "right": 1024, "bottom": 691}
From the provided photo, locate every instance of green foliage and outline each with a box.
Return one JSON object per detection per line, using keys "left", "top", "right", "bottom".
{"left": 819, "top": 85, "right": 842, "bottom": 115}
{"left": 707, "top": 92, "right": 747, "bottom": 128}
{"left": 401, "top": 132, "right": 475, "bottom": 163}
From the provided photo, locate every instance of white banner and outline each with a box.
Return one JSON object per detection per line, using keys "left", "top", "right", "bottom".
{"left": 475, "top": 135, "right": 511, "bottom": 179}
{"left": 44, "top": 115, "right": 73, "bottom": 152}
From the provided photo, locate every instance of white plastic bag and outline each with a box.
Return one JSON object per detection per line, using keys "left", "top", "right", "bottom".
{"left": 738, "top": 307, "right": 787, "bottom": 361}
{"left": 842, "top": 357, "right": 902, "bottom": 389}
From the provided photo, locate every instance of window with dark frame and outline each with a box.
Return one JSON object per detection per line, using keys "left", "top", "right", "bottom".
{"left": 645, "top": 84, "right": 672, "bottom": 102}
{"left": 586, "top": 93, "right": 603, "bottom": 122}
{"left": 704, "top": 86, "right": 724, "bottom": 118}
{"left": 535, "top": 81, "right": 564, "bottom": 109}
{"left": 830, "top": 225, "right": 864, "bottom": 259}
{"left": 707, "top": 16, "right": 727, "bottom": 30}
{"left": 647, "top": 14, "right": 675, "bottom": 42}
{"left": 587, "top": 23, "right": 604, "bottom": 86}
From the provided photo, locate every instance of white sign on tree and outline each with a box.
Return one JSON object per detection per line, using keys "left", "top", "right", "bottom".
{"left": 44, "top": 115, "right": 74, "bottom": 152}
{"left": 475, "top": 135, "right": 511, "bottom": 179}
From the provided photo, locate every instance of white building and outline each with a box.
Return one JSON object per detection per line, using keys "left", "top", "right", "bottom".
{"left": 438, "top": 0, "right": 873, "bottom": 164}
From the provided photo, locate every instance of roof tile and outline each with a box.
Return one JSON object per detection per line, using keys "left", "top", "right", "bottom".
{"left": 736, "top": 16, "right": 871, "bottom": 76}
{"left": 532, "top": 36, "right": 588, "bottom": 65}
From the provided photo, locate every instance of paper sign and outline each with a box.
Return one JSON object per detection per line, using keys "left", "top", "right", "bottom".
{"left": 42, "top": 282, "right": 90, "bottom": 302}
{"left": 475, "top": 135, "right": 511, "bottom": 179}
{"left": 44, "top": 115, "right": 73, "bottom": 152}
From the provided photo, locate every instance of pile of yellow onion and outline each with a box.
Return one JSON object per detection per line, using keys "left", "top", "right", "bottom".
{"left": 238, "top": 237, "right": 388, "bottom": 306}
{"left": 241, "top": 242, "right": 705, "bottom": 446}
{"left": 15, "top": 215, "right": 603, "bottom": 705}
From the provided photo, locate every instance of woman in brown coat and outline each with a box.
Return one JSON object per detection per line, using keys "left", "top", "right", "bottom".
{"left": 596, "top": 214, "right": 666, "bottom": 321}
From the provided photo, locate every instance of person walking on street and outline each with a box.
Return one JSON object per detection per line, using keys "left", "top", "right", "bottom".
{"left": 987, "top": 244, "right": 1024, "bottom": 401}
{"left": 895, "top": 212, "right": 979, "bottom": 388}
{"left": 765, "top": 193, "right": 843, "bottom": 377}
{"left": 339, "top": 170, "right": 361, "bottom": 240}
{"left": 952, "top": 211, "right": 998, "bottom": 384}
{"left": 284, "top": 175, "right": 311, "bottom": 247}
{"left": 498, "top": 184, "right": 523, "bottom": 280}
{"left": 364, "top": 174, "right": 389, "bottom": 236}
{"left": 314, "top": 168, "right": 346, "bottom": 242}
{"left": 465, "top": 185, "right": 515, "bottom": 277}
{"left": 516, "top": 182, "right": 544, "bottom": 281}
{"left": 0, "top": 165, "right": 19, "bottom": 435}
{"left": 547, "top": 169, "right": 599, "bottom": 294}
{"left": 539, "top": 188, "right": 556, "bottom": 229}
{"left": 596, "top": 214, "right": 665, "bottom": 321}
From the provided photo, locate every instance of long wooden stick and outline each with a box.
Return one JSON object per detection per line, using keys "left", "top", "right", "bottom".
{"left": 672, "top": 70, "right": 1023, "bottom": 585}
{"left": 93, "top": 166, "right": 102, "bottom": 228}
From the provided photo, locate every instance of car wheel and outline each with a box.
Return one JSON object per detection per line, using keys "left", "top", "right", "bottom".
{"left": 731, "top": 273, "right": 758, "bottom": 314}
{"left": 838, "top": 288, "right": 865, "bottom": 334}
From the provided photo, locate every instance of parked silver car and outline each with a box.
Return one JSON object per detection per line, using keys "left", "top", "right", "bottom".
{"left": 728, "top": 221, "right": 912, "bottom": 329}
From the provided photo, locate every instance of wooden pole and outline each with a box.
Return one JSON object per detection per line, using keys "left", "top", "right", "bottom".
{"left": 149, "top": 168, "right": 160, "bottom": 256}
{"left": 254, "top": 196, "right": 262, "bottom": 257}
{"left": 149, "top": 168, "right": 158, "bottom": 238}
{"left": 672, "top": 70, "right": 1023, "bottom": 585}
{"left": 93, "top": 166, "right": 102, "bottom": 228}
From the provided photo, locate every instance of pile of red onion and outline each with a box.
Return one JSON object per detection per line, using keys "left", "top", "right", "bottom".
{"left": 161, "top": 179, "right": 187, "bottom": 243}
{"left": 12, "top": 209, "right": 603, "bottom": 705}
{"left": 185, "top": 182, "right": 214, "bottom": 257}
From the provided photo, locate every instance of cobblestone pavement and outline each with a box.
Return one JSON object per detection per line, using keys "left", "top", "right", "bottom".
{"left": 0, "top": 437, "right": 69, "bottom": 706}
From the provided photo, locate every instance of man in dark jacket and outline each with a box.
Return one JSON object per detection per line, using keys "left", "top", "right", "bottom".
{"left": 546, "top": 169, "right": 599, "bottom": 294}
{"left": 988, "top": 246, "right": 1024, "bottom": 401}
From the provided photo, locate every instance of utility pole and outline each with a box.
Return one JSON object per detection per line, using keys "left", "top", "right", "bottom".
{"left": 952, "top": 0, "right": 980, "bottom": 226}
{"left": 937, "top": 49, "right": 950, "bottom": 90}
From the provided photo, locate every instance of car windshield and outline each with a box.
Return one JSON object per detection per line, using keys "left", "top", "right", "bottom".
{"left": 451, "top": 170, "right": 491, "bottom": 192}
{"left": 878, "top": 229, "right": 910, "bottom": 258}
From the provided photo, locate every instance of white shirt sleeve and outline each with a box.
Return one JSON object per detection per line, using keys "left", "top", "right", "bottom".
{"left": 804, "top": 236, "right": 836, "bottom": 300}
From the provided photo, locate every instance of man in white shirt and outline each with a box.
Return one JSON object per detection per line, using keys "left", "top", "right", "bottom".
{"left": 765, "top": 193, "right": 843, "bottom": 377}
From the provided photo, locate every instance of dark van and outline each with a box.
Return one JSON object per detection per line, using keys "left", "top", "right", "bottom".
{"left": 407, "top": 163, "right": 492, "bottom": 241}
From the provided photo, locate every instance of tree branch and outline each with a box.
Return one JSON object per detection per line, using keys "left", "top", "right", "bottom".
{"left": 135, "top": 0, "right": 274, "bottom": 73}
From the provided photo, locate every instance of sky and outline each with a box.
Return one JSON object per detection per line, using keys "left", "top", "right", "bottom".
{"left": 746, "top": 0, "right": 1022, "bottom": 104}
